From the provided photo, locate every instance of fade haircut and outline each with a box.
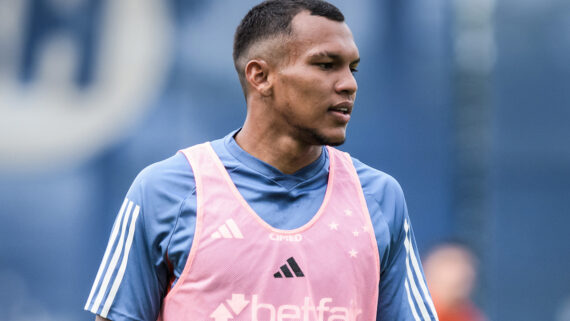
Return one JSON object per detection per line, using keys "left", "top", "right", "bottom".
{"left": 233, "top": 0, "right": 345, "bottom": 96}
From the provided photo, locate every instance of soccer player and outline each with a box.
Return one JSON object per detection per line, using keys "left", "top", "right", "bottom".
{"left": 85, "top": 1, "right": 438, "bottom": 320}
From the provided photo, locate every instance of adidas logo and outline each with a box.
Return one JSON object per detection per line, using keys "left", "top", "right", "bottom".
{"left": 211, "top": 219, "right": 244, "bottom": 239}
{"left": 273, "top": 257, "right": 304, "bottom": 278}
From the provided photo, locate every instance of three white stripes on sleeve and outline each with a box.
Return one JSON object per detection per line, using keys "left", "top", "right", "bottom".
{"left": 403, "top": 219, "right": 439, "bottom": 321}
{"left": 84, "top": 198, "right": 140, "bottom": 318}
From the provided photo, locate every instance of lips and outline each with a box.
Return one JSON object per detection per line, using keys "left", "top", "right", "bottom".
{"left": 328, "top": 101, "right": 353, "bottom": 122}
{"left": 328, "top": 101, "right": 353, "bottom": 115}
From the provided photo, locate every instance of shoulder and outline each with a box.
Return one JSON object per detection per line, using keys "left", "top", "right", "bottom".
{"left": 350, "top": 156, "right": 408, "bottom": 249}
{"left": 125, "top": 152, "right": 196, "bottom": 237}
{"left": 129, "top": 152, "right": 195, "bottom": 201}
{"left": 350, "top": 156, "right": 405, "bottom": 206}
{"left": 349, "top": 156, "right": 413, "bottom": 275}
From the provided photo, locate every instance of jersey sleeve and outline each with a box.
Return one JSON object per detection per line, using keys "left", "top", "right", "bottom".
{"left": 376, "top": 196, "right": 439, "bottom": 321}
{"left": 354, "top": 158, "right": 438, "bottom": 321}
{"left": 84, "top": 153, "right": 194, "bottom": 321}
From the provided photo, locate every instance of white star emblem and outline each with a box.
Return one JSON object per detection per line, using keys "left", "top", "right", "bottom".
{"left": 352, "top": 230, "right": 360, "bottom": 237}
{"left": 344, "top": 209, "right": 353, "bottom": 216}
{"left": 329, "top": 222, "right": 339, "bottom": 230}
{"left": 349, "top": 249, "right": 358, "bottom": 258}
{"left": 362, "top": 225, "right": 370, "bottom": 232}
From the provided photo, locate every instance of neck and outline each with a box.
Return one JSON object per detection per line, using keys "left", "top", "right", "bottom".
{"left": 235, "top": 118, "right": 322, "bottom": 175}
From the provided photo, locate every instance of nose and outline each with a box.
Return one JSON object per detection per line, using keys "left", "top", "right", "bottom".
{"left": 335, "top": 67, "right": 358, "bottom": 97}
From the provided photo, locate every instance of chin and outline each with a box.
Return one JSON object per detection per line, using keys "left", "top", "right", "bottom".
{"left": 295, "top": 125, "right": 347, "bottom": 146}
{"left": 325, "top": 138, "right": 346, "bottom": 146}
{"left": 311, "top": 131, "right": 346, "bottom": 146}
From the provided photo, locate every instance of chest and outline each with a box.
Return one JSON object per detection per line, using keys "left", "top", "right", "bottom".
{"left": 158, "top": 143, "right": 380, "bottom": 321}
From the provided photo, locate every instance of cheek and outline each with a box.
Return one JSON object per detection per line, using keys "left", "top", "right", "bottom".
{"left": 280, "top": 67, "right": 328, "bottom": 94}
{"left": 282, "top": 76, "right": 329, "bottom": 107}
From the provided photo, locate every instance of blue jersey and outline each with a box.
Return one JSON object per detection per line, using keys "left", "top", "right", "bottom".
{"left": 85, "top": 130, "right": 438, "bottom": 321}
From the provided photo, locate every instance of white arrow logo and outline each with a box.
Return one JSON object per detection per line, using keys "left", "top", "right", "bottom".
{"left": 226, "top": 293, "right": 250, "bottom": 315}
{"left": 210, "top": 304, "right": 233, "bottom": 321}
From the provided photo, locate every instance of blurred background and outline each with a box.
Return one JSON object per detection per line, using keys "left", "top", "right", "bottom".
{"left": 0, "top": 0, "right": 568, "bottom": 320}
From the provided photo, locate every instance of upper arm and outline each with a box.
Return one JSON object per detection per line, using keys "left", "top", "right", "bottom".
{"left": 84, "top": 153, "right": 195, "bottom": 321}
{"left": 354, "top": 159, "right": 438, "bottom": 320}
{"left": 84, "top": 194, "right": 168, "bottom": 320}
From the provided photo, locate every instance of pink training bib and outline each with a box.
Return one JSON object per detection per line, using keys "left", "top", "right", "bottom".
{"left": 158, "top": 143, "right": 379, "bottom": 321}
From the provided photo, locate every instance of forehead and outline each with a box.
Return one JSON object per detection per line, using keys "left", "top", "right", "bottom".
{"left": 289, "top": 11, "right": 359, "bottom": 59}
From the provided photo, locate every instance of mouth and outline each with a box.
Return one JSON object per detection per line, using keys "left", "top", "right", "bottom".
{"left": 328, "top": 101, "right": 353, "bottom": 115}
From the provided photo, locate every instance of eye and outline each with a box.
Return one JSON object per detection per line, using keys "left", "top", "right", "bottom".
{"left": 317, "top": 62, "right": 334, "bottom": 70}
{"left": 350, "top": 63, "right": 359, "bottom": 74}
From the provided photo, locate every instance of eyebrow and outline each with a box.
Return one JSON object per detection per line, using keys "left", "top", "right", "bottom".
{"left": 309, "top": 51, "right": 360, "bottom": 65}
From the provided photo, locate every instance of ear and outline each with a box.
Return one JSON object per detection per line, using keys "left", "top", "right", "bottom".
{"left": 245, "top": 59, "right": 273, "bottom": 97}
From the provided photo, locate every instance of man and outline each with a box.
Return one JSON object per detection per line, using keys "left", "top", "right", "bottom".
{"left": 424, "top": 242, "right": 487, "bottom": 321}
{"left": 85, "top": 1, "right": 438, "bottom": 320}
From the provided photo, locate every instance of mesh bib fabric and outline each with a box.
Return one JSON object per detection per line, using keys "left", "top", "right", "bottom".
{"left": 158, "top": 143, "right": 379, "bottom": 321}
